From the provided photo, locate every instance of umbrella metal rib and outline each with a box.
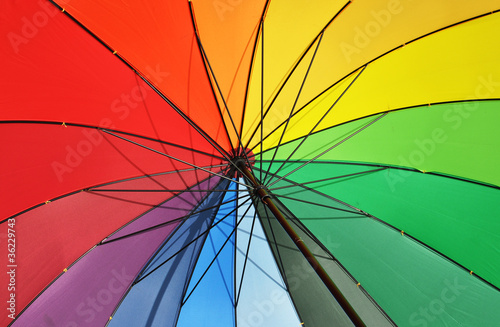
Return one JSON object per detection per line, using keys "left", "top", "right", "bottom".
{"left": 101, "top": 129, "right": 253, "bottom": 189}
{"left": 235, "top": 159, "right": 366, "bottom": 327}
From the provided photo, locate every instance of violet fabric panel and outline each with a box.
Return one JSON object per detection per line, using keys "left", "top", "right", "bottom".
{"left": 12, "top": 222, "right": 180, "bottom": 327}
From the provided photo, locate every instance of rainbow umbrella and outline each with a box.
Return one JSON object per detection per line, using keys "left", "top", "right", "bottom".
{"left": 1, "top": 0, "right": 500, "bottom": 326}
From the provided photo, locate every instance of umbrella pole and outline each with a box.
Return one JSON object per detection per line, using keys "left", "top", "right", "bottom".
{"left": 236, "top": 160, "right": 366, "bottom": 327}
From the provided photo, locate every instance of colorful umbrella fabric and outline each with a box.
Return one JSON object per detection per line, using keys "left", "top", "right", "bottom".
{"left": 1, "top": 1, "right": 500, "bottom": 326}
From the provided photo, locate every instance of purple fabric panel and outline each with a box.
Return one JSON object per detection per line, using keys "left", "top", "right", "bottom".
{"left": 12, "top": 221, "right": 179, "bottom": 327}
{"left": 107, "top": 176, "right": 219, "bottom": 240}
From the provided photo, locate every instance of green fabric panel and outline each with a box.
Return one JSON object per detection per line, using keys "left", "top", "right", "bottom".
{"left": 266, "top": 175, "right": 500, "bottom": 326}
{"left": 260, "top": 162, "right": 500, "bottom": 289}
{"left": 259, "top": 100, "right": 500, "bottom": 187}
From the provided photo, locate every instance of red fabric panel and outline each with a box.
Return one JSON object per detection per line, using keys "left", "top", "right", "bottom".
{"left": 0, "top": 0, "right": 229, "bottom": 152}
{"left": 0, "top": 123, "right": 223, "bottom": 218}
{"left": 52, "top": 0, "right": 231, "bottom": 149}
{"left": 0, "top": 2, "right": 231, "bottom": 323}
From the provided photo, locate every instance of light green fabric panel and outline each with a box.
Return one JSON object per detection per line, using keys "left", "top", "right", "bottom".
{"left": 259, "top": 100, "right": 500, "bottom": 187}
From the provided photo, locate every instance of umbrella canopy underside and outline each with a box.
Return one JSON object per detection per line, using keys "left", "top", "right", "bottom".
{"left": 1, "top": 1, "right": 500, "bottom": 326}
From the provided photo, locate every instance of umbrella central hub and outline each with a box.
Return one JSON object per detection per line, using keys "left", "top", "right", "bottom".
{"left": 230, "top": 148, "right": 255, "bottom": 166}
{"left": 228, "top": 147, "right": 256, "bottom": 178}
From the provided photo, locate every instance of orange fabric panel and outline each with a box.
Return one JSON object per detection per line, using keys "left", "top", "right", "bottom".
{"left": 191, "top": 0, "right": 267, "bottom": 141}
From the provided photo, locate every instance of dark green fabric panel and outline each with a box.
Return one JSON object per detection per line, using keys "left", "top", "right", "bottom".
{"left": 267, "top": 177, "right": 500, "bottom": 326}
{"left": 253, "top": 196, "right": 395, "bottom": 326}
{"left": 259, "top": 100, "right": 500, "bottom": 187}
{"left": 253, "top": 199, "right": 354, "bottom": 327}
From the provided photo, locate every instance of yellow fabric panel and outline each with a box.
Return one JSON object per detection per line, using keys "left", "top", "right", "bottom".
{"left": 257, "top": 68, "right": 362, "bottom": 151}
{"left": 243, "top": 0, "right": 499, "bottom": 150}
{"left": 241, "top": 34, "right": 263, "bottom": 148}
{"left": 243, "top": 38, "right": 320, "bottom": 149}
{"left": 241, "top": 0, "right": 347, "bottom": 146}
{"left": 260, "top": 12, "right": 500, "bottom": 151}
{"left": 297, "top": 0, "right": 500, "bottom": 111}
{"left": 317, "top": 12, "right": 500, "bottom": 131}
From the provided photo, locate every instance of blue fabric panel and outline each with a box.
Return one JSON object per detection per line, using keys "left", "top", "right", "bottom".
{"left": 109, "top": 181, "right": 228, "bottom": 327}
{"left": 176, "top": 181, "right": 237, "bottom": 327}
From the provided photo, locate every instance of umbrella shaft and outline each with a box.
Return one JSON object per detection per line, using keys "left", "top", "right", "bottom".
{"left": 236, "top": 162, "right": 366, "bottom": 327}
